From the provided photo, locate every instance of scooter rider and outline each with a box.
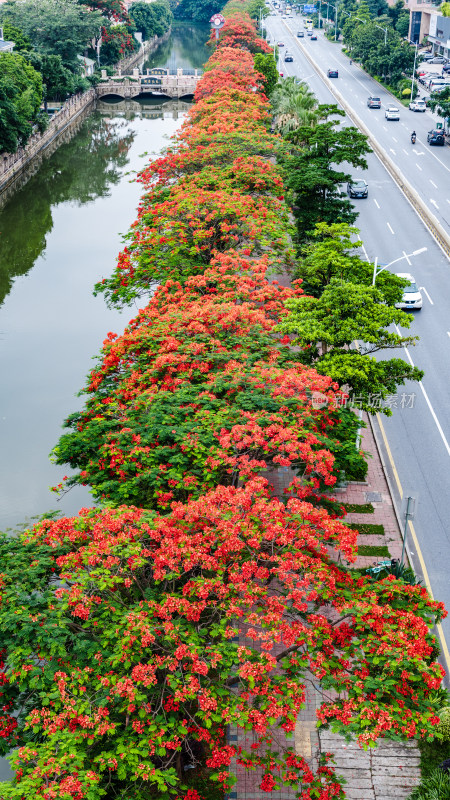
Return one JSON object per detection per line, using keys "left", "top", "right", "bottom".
{"left": 411, "top": 130, "right": 416, "bottom": 143}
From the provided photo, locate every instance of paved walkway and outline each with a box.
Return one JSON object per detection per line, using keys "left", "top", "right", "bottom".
{"left": 232, "top": 414, "right": 421, "bottom": 800}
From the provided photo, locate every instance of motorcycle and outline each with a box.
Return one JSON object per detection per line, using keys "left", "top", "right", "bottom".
{"left": 411, "top": 133, "right": 417, "bottom": 144}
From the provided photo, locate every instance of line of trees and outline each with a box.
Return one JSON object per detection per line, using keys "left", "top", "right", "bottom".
{"left": 337, "top": 0, "right": 415, "bottom": 93}
{"left": 270, "top": 77, "right": 423, "bottom": 415}
{"left": 0, "top": 5, "right": 446, "bottom": 800}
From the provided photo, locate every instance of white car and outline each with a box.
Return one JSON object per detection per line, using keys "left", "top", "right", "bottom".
{"left": 396, "top": 273, "right": 423, "bottom": 310}
{"left": 385, "top": 105, "right": 400, "bottom": 120}
{"left": 409, "top": 99, "right": 426, "bottom": 112}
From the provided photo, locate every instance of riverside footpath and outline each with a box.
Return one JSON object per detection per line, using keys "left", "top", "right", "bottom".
{"left": 230, "top": 418, "right": 422, "bottom": 800}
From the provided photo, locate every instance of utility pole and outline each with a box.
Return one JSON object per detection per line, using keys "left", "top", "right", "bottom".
{"left": 334, "top": 0, "right": 338, "bottom": 41}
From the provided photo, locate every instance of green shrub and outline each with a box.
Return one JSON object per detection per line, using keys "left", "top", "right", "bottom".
{"left": 409, "top": 768, "right": 450, "bottom": 800}
{"left": 437, "top": 708, "right": 450, "bottom": 742}
{"left": 419, "top": 737, "right": 450, "bottom": 779}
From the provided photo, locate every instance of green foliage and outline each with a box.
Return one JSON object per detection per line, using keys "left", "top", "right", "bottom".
{"left": 1, "top": 21, "right": 31, "bottom": 51}
{"left": 358, "top": 544, "right": 390, "bottom": 556}
{"left": 271, "top": 76, "right": 318, "bottom": 133}
{"left": 282, "top": 110, "right": 371, "bottom": 240}
{"left": 0, "top": 51, "right": 43, "bottom": 153}
{"left": 173, "top": 0, "right": 225, "bottom": 22}
{"left": 129, "top": 0, "right": 173, "bottom": 40}
{"left": 419, "top": 738, "right": 450, "bottom": 780}
{"left": 409, "top": 769, "right": 450, "bottom": 800}
{"left": 436, "top": 708, "right": 450, "bottom": 742}
{"left": 0, "top": 0, "right": 105, "bottom": 70}
{"left": 441, "top": 1, "right": 450, "bottom": 16}
{"left": 294, "top": 222, "right": 406, "bottom": 305}
{"left": 368, "top": 559, "right": 418, "bottom": 584}
{"left": 343, "top": 9, "right": 414, "bottom": 87}
{"left": 343, "top": 502, "right": 375, "bottom": 513}
{"left": 99, "top": 23, "right": 137, "bottom": 65}
{"left": 253, "top": 52, "right": 278, "bottom": 95}
{"left": 247, "top": 0, "right": 270, "bottom": 18}
{"left": 348, "top": 523, "right": 385, "bottom": 535}
{"left": 25, "top": 52, "right": 77, "bottom": 102}
{"left": 279, "top": 279, "right": 424, "bottom": 414}
{"left": 427, "top": 86, "right": 450, "bottom": 120}
{"left": 324, "top": 406, "right": 369, "bottom": 482}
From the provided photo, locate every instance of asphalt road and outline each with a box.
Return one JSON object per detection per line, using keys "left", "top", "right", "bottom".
{"left": 266, "top": 11, "right": 450, "bottom": 657}
{"left": 270, "top": 11, "right": 450, "bottom": 236}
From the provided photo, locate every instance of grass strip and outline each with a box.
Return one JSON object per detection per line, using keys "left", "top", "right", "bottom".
{"left": 358, "top": 545, "right": 391, "bottom": 557}
{"left": 348, "top": 523, "right": 385, "bottom": 536}
{"left": 343, "top": 502, "right": 374, "bottom": 514}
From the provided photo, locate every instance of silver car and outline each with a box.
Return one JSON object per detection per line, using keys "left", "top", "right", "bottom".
{"left": 395, "top": 273, "right": 423, "bottom": 310}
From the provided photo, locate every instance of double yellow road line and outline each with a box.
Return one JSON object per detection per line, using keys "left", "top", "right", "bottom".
{"left": 377, "top": 413, "right": 450, "bottom": 677}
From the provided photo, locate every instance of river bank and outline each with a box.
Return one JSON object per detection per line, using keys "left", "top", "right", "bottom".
{"left": 0, "top": 27, "right": 176, "bottom": 209}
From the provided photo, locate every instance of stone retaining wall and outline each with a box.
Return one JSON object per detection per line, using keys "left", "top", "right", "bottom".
{"left": 0, "top": 89, "right": 96, "bottom": 208}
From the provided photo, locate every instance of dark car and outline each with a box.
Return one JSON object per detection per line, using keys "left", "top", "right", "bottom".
{"left": 427, "top": 129, "right": 445, "bottom": 146}
{"left": 297, "top": 30, "right": 304, "bottom": 37}
{"left": 310, "top": 33, "right": 317, "bottom": 40}
{"left": 443, "top": 64, "right": 450, "bottom": 73}
{"left": 284, "top": 52, "right": 294, "bottom": 62}
{"left": 367, "top": 96, "right": 381, "bottom": 108}
{"left": 347, "top": 179, "right": 368, "bottom": 198}
{"left": 327, "top": 68, "right": 338, "bottom": 78}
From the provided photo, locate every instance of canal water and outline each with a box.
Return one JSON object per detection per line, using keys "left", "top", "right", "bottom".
{"left": 0, "top": 22, "right": 207, "bottom": 536}
{"left": 0, "top": 21, "right": 208, "bottom": 782}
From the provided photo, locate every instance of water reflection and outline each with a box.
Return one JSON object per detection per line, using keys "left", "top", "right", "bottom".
{"left": 0, "top": 103, "right": 187, "bottom": 536}
{"left": 0, "top": 115, "right": 135, "bottom": 308}
{"left": 143, "top": 21, "right": 211, "bottom": 71}
{"left": 98, "top": 98, "right": 192, "bottom": 121}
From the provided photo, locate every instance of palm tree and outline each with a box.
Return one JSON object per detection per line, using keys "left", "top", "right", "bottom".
{"left": 271, "top": 77, "right": 318, "bottom": 134}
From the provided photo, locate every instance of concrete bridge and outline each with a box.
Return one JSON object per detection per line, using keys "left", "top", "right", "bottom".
{"left": 96, "top": 67, "right": 202, "bottom": 100}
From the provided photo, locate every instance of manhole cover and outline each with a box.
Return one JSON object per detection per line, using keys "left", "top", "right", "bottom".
{"left": 365, "top": 492, "right": 382, "bottom": 503}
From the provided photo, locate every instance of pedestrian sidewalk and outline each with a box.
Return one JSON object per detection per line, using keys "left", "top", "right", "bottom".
{"left": 231, "top": 413, "right": 421, "bottom": 800}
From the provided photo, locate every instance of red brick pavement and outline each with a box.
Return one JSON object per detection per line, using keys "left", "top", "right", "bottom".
{"left": 231, "top": 413, "right": 406, "bottom": 799}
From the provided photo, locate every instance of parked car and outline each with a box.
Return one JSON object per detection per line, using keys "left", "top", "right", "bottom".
{"left": 421, "top": 53, "right": 435, "bottom": 62}
{"left": 347, "top": 178, "right": 368, "bottom": 198}
{"left": 367, "top": 96, "right": 381, "bottom": 108}
{"left": 385, "top": 105, "right": 400, "bottom": 120}
{"left": 297, "top": 30, "right": 304, "bottom": 36}
{"left": 428, "top": 55, "right": 447, "bottom": 64}
{"left": 443, "top": 64, "right": 450, "bottom": 73}
{"left": 284, "top": 52, "right": 294, "bottom": 61}
{"left": 395, "top": 274, "right": 423, "bottom": 310}
{"left": 327, "top": 68, "right": 338, "bottom": 77}
{"left": 427, "top": 129, "right": 445, "bottom": 145}
{"left": 426, "top": 78, "right": 447, "bottom": 90}
{"left": 409, "top": 99, "right": 426, "bottom": 112}
{"left": 310, "top": 33, "right": 317, "bottom": 40}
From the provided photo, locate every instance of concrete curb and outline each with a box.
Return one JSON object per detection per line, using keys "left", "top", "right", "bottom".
{"left": 286, "top": 27, "right": 450, "bottom": 258}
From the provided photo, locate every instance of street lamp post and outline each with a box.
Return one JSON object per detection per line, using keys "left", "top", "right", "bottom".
{"left": 410, "top": 40, "right": 419, "bottom": 100}
{"left": 372, "top": 247, "right": 427, "bottom": 285}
